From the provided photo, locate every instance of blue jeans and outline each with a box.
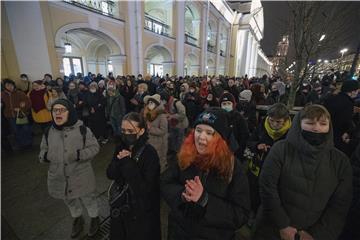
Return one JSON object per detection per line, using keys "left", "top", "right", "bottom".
{"left": 9, "top": 118, "right": 33, "bottom": 148}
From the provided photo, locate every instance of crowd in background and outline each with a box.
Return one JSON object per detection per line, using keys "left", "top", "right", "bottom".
{"left": 1, "top": 69, "right": 360, "bottom": 239}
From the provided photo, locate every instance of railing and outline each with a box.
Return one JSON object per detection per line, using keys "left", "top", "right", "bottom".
{"left": 185, "top": 33, "right": 198, "bottom": 47}
{"left": 144, "top": 14, "right": 170, "bottom": 37}
{"left": 63, "top": 0, "right": 120, "bottom": 19}
{"left": 207, "top": 43, "right": 216, "bottom": 53}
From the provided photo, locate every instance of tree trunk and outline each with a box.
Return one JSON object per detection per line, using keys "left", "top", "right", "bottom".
{"left": 287, "top": 63, "right": 303, "bottom": 109}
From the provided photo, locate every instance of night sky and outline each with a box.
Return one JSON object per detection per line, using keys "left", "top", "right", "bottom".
{"left": 261, "top": 1, "right": 360, "bottom": 59}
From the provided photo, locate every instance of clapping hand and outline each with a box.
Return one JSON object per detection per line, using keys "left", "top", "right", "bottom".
{"left": 182, "top": 176, "right": 204, "bottom": 203}
{"left": 117, "top": 149, "right": 131, "bottom": 160}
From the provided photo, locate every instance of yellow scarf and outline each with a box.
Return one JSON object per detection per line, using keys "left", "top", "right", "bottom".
{"left": 264, "top": 116, "right": 291, "bottom": 140}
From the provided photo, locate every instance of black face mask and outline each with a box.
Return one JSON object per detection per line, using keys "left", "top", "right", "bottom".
{"left": 121, "top": 133, "right": 138, "bottom": 147}
{"left": 271, "top": 90, "right": 279, "bottom": 96}
{"left": 301, "top": 130, "right": 327, "bottom": 146}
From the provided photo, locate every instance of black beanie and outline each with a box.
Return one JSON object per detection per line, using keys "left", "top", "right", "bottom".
{"left": 194, "top": 107, "right": 230, "bottom": 141}
{"left": 51, "top": 98, "right": 78, "bottom": 129}
{"left": 219, "top": 92, "right": 236, "bottom": 106}
{"left": 341, "top": 80, "right": 359, "bottom": 93}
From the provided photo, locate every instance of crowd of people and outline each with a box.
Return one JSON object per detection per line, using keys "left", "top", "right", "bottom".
{"left": 1, "top": 70, "right": 360, "bottom": 240}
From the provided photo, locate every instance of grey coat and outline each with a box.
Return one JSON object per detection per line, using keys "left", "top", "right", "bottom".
{"left": 147, "top": 105, "right": 168, "bottom": 172}
{"left": 39, "top": 120, "right": 100, "bottom": 199}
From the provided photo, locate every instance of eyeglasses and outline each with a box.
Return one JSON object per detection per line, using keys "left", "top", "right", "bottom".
{"left": 52, "top": 108, "right": 68, "bottom": 114}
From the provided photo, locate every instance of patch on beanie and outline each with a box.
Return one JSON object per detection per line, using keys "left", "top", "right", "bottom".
{"left": 197, "top": 112, "right": 217, "bottom": 124}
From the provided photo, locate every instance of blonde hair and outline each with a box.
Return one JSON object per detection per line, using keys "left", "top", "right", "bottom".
{"left": 137, "top": 83, "right": 148, "bottom": 92}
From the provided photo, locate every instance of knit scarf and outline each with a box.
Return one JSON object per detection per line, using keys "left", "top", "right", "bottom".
{"left": 264, "top": 116, "right": 291, "bottom": 140}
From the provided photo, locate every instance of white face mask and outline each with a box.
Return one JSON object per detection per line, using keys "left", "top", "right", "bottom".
{"left": 222, "top": 105, "right": 233, "bottom": 112}
{"left": 148, "top": 102, "right": 156, "bottom": 110}
{"left": 90, "top": 88, "right": 96, "bottom": 93}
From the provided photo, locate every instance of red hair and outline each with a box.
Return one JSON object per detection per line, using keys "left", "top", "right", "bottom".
{"left": 178, "top": 130, "right": 234, "bottom": 181}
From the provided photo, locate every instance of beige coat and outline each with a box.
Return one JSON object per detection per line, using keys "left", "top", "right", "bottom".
{"left": 147, "top": 105, "right": 168, "bottom": 172}
{"left": 39, "top": 120, "right": 100, "bottom": 199}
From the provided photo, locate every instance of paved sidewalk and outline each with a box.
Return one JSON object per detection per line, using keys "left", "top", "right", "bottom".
{"left": 1, "top": 135, "right": 250, "bottom": 240}
{"left": 1, "top": 135, "right": 113, "bottom": 240}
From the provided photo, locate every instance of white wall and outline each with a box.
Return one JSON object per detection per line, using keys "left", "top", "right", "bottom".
{"left": 5, "top": 1, "right": 52, "bottom": 80}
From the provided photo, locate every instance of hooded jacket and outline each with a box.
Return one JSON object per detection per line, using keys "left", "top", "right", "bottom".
{"left": 255, "top": 113, "right": 353, "bottom": 240}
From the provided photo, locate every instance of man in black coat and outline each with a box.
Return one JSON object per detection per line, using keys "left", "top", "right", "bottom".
{"left": 324, "top": 80, "right": 359, "bottom": 157}
{"left": 219, "top": 92, "right": 249, "bottom": 162}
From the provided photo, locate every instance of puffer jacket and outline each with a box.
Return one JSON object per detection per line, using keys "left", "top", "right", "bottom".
{"left": 255, "top": 113, "right": 353, "bottom": 240}
{"left": 39, "top": 120, "right": 100, "bottom": 199}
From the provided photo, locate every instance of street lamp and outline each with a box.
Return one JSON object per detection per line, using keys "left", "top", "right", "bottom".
{"left": 319, "top": 34, "right": 326, "bottom": 42}
{"left": 317, "top": 59, "right": 322, "bottom": 63}
{"left": 340, "top": 48, "right": 348, "bottom": 58}
{"left": 324, "top": 60, "right": 329, "bottom": 64}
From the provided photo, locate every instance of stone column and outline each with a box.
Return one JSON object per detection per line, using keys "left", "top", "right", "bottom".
{"left": 175, "top": 1, "right": 185, "bottom": 76}
{"left": 5, "top": 1, "right": 52, "bottom": 79}
{"left": 200, "top": 3, "right": 209, "bottom": 75}
{"left": 55, "top": 46, "right": 65, "bottom": 77}
{"left": 126, "top": 1, "right": 138, "bottom": 75}
{"left": 252, "top": 42, "right": 259, "bottom": 77}
{"left": 215, "top": 21, "right": 221, "bottom": 76}
{"left": 244, "top": 30, "right": 252, "bottom": 76}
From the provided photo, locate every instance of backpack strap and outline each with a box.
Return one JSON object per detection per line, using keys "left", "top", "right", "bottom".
{"left": 44, "top": 126, "right": 51, "bottom": 146}
{"left": 173, "top": 99, "right": 179, "bottom": 113}
{"left": 79, "top": 124, "right": 87, "bottom": 149}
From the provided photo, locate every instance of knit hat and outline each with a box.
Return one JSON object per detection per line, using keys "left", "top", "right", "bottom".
{"left": 144, "top": 94, "right": 161, "bottom": 106}
{"left": 341, "top": 80, "right": 359, "bottom": 93}
{"left": 219, "top": 92, "right": 236, "bottom": 106}
{"left": 51, "top": 98, "right": 78, "bottom": 129}
{"left": 99, "top": 80, "right": 106, "bottom": 87}
{"left": 194, "top": 107, "right": 230, "bottom": 141}
{"left": 2, "top": 79, "right": 16, "bottom": 87}
{"left": 159, "top": 90, "right": 171, "bottom": 102}
{"left": 89, "top": 81, "right": 98, "bottom": 89}
{"left": 239, "top": 90, "right": 252, "bottom": 102}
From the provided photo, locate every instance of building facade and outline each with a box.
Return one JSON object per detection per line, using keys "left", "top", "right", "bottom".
{"left": 1, "top": 0, "right": 271, "bottom": 83}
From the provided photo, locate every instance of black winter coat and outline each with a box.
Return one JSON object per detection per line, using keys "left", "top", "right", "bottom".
{"left": 161, "top": 159, "right": 250, "bottom": 240}
{"left": 228, "top": 110, "right": 249, "bottom": 162}
{"left": 324, "top": 92, "right": 355, "bottom": 156}
{"left": 254, "top": 113, "right": 353, "bottom": 240}
{"left": 341, "top": 142, "right": 360, "bottom": 239}
{"left": 236, "top": 100, "right": 257, "bottom": 133}
{"left": 84, "top": 91, "right": 106, "bottom": 138}
{"left": 106, "top": 134, "right": 161, "bottom": 240}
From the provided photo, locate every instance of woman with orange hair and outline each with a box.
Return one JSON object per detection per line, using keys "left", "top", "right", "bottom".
{"left": 161, "top": 107, "right": 250, "bottom": 240}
